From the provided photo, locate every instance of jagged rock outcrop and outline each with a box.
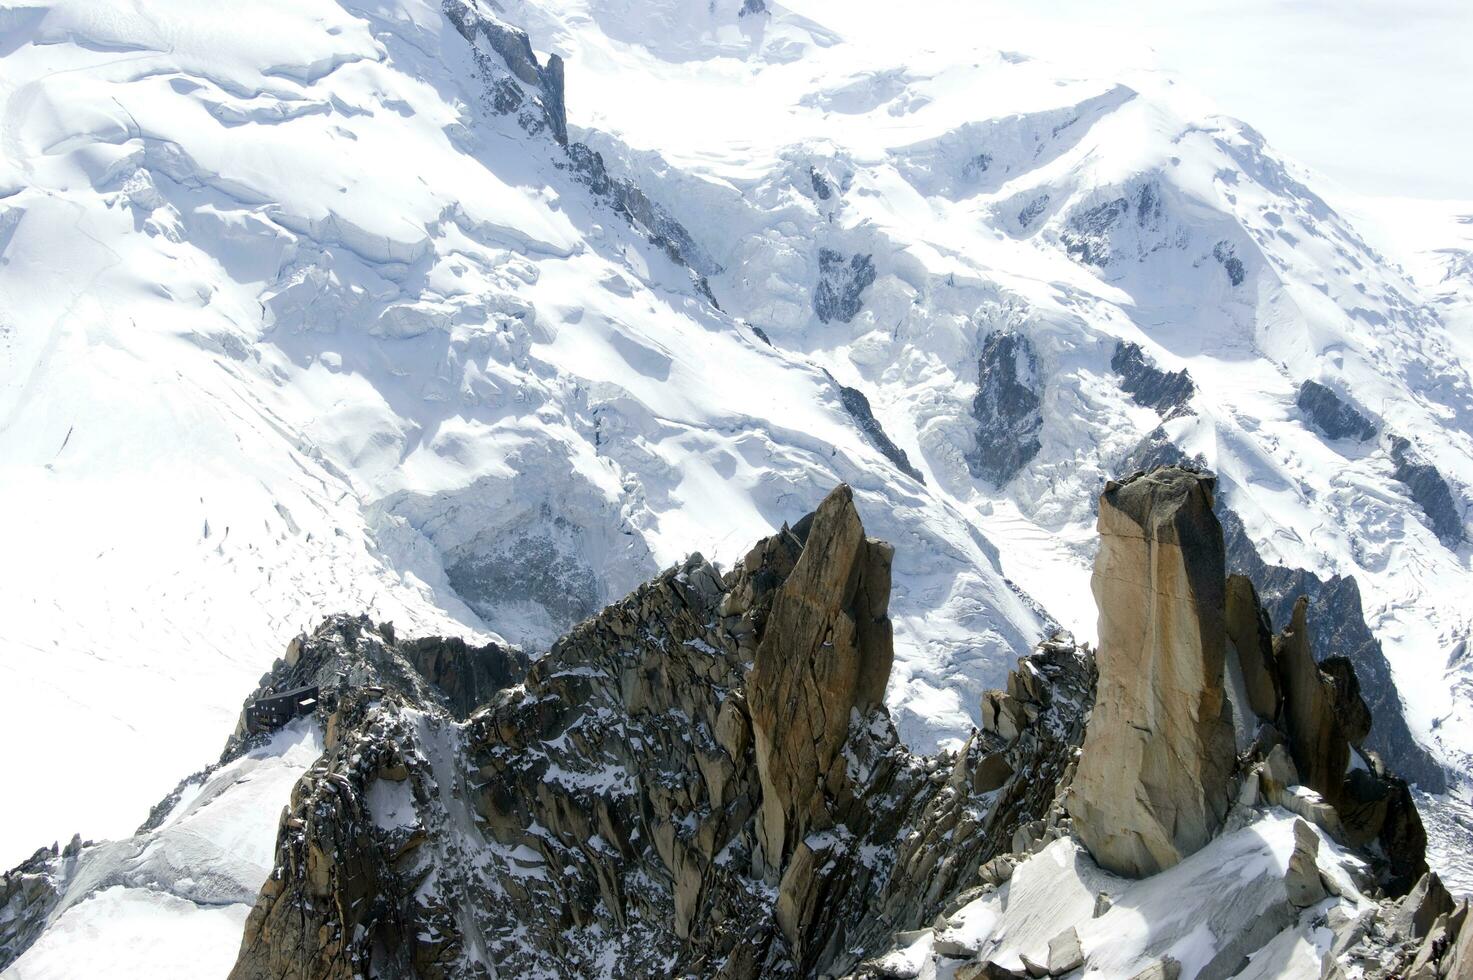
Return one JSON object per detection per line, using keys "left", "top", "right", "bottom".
{"left": 1112, "top": 341, "right": 1197, "bottom": 419}
{"left": 1069, "top": 466, "right": 1236, "bottom": 876}
{"left": 12, "top": 467, "right": 1464, "bottom": 979}
{"left": 0, "top": 843, "right": 68, "bottom": 969}
{"left": 749, "top": 485, "right": 894, "bottom": 873}
{"left": 1067, "top": 466, "right": 1427, "bottom": 892}
{"left": 444, "top": 0, "right": 566, "bottom": 145}
{"left": 1297, "top": 380, "right": 1377, "bottom": 442}
{"left": 1062, "top": 196, "right": 1131, "bottom": 266}
{"left": 1276, "top": 597, "right": 1351, "bottom": 801}
{"left": 833, "top": 380, "right": 925, "bottom": 483}
{"left": 1388, "top": 434, "right": 1464, "bottom": 546}
{"left": 814, "top": 248, "right": 877, "bottom": 322}
{"left": 857, "top": 465, "right": 1458, "bottom": 979}
{"left": 399, "top": 635, "right": 530, "bottom": 720}
{"left": 226, "top": 486, "right": 1095, "bottom": 979}
{"left": 967, "top": 331, "right": 1043, "bottom": 485}
{"left": 445, "top": 0, "right": 721, "bottom": 304}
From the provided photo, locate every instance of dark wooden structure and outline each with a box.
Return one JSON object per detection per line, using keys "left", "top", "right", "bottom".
{"left": 245, "top": 684, "right": 320, "bottom": 735}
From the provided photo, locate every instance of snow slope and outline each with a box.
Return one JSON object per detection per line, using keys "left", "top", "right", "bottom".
{"left": 518, "top": 0, "right": 1473, "bottom": 776}
{"left": 3, "top": 720, "right": 320, "bottom": 979}
{"left": 872, "top": 809, "right": 1379, "bottom": 979}
{"left": 1, "top": 0, "right": 1469, "bottom": 881}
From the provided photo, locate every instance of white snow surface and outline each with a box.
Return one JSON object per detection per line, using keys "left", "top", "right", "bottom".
{"left": 2, "top": 720, "right": 321, "bottom": 979}
{"left": 883, "top": 809, "right": 1372, "bottom": 980}
{"left": 1, "top": 0, "right": 1471, "bottom": 879}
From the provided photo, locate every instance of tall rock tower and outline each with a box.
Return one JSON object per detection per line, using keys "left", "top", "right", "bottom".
{"left": 1069, "top": 466, "right": 1236, "bottom": 876}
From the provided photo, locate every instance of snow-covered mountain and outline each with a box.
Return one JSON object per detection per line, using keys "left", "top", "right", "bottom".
{"left": 1, "top": 0, "right": 1469, "bottom": 897}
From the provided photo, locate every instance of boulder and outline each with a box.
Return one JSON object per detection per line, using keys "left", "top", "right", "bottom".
{"left": 1384, "top": 872, "right": 1455, "bottom": 943}
{"left": 1047, "top": 926, "right": 1085, "bottom": 974}
{"left": 1069, "top": 467, "right": 1235, "bottom": 877}
{"left": 1285, "top": 819, "right": 1328, "bottom": 908}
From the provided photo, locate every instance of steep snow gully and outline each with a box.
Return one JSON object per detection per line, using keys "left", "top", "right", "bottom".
{"left": 0, "top": 0, "right": 1470, "bottom": 929}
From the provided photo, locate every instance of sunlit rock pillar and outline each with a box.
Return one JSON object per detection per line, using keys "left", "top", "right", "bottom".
{"left": 1068, "top": 466, "right": 1235, "bottom": 877}
{"left": 747, "top": 483, "right": 894, "bottom": 954}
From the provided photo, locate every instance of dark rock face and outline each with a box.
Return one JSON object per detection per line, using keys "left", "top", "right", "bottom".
{"left": 1112, "top": 341, "right": 1196, "bottom": 419}
{"left": 0, "top": 845, "right": 65, "bottom": 970}
{"left": 814, "top": 248, "right": 876, "bottom": 323}
{"left": 1388, "top": 435, "right": 1464, "bottom": 546}
{"left": 227, "top": 487, "right": 1094, "bottom": 979}
{"left": 809, "top": 167, "right": 832, "bottom": 200}
{"left": 399, "top": 635, "right": 528, "bottom": 720}
{"left": 1016, "top": 194, "right": 1050, "bottom": 229}
{"left": 1118, "top": 424, "right": 1195, "bottom": 474}
{"left": 446, "top": 1, "right": 721, "bottom": 304}
{"left": 446, "top": 522, "right": 602, "bottom": 631}
{"left": 225, "top": 615, "right": 527, "bottom": 754}
{"left": 1297, "top": 380, "right": 1377, "bottom": 442}
{"left": 1275, "top": 598, "right": 1351, "bottom": 801}
{"left": 833, "top": 381, "right": 925, "bottom": 483}
{"left": 444, "top": 0, "right": 566, "bottom": 145}
{"left": 967, "top": 331, "right": 1043, "bottom": 485}
{"left": 1061, "top": 196, "right": 1129, "bottom": 266}
{"left": 1212, "top": 241, "right": 1246, "bottom": 286}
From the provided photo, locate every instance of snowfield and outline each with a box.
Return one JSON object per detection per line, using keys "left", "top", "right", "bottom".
{"left": 2, "top": 720, "right": 321, "bottom": 978}
{"left": 0, "top": 0, "right": 1469, "bottom": 908}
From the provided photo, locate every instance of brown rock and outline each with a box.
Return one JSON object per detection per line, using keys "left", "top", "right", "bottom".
{"left": 749, "top": 484, "right": 895, "bottom": 876}
{"left": 1275, "top": 597, "right": 1349, "bottom": 803}
{"left": 1069, "top": 467, "right": 1235, "bottom": 877}
{"left": 1319, "top": 657, "right": 1372, "bottom": 748}
{"left": 1224, "top": 574, "right": 1279, "bottom": 721}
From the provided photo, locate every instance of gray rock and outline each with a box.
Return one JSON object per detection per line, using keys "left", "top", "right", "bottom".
{"left": 814, "top": 248, "right": 877, "bottom": 323}
{"left": 1046, "top": 926, "right": 1085, "bottom": 974}
{"left": 1062, "top": 197, "right": 1130, "bottom": 266}
{"left": 1297, "top": 380, "right": 1376, "bottom": 442}
{"left": 1285, "top": 819, "right": 1328, "bottom": 908}
{"left": 1388, "top": 435, "right": 1464, "bottom": 546}
{"left": 967, "top": 331, "right": 1043, "bottom": 485}
{"left": 833, "top": 379, "right": 925, "bottom": 483}
{"left": 1111, "top": 341, "right": 1196, "bottom": 419}
{"left": 1212, "top": 241, "right": 1246, "bottom": 286}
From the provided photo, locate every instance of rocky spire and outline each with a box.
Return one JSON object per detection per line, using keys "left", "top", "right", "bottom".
{"left": 1276, "top": 596, "right": 1351, "bottom": 800}
{"left": 748, "top": 484, "right": 895, "bottom": 876}
{"left": 1068, "top": 466, "right": 1236, "bottom": 877}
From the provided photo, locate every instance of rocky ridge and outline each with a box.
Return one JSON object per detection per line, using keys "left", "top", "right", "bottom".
{"left": 223, "top": 485, "right": 1091, "bottom": 979}
{"left": 6, "top": 471, "right": 1470, "bottom": 978}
